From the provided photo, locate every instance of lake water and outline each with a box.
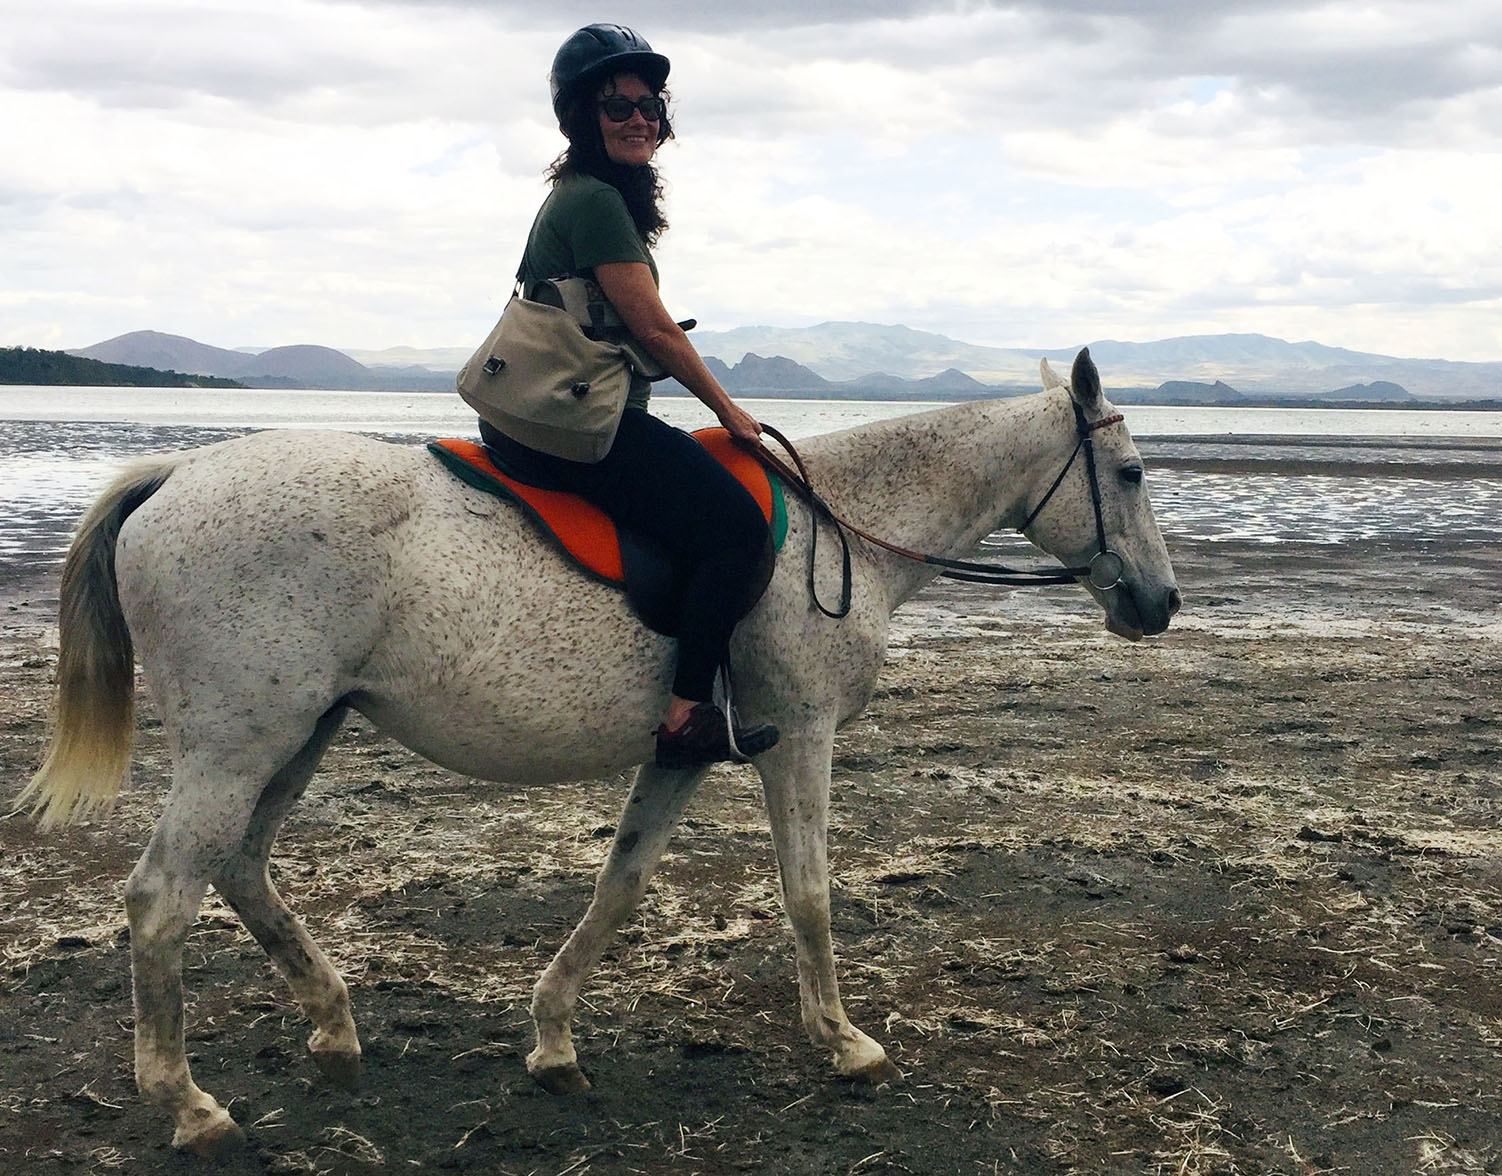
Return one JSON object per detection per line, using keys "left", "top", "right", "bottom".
{"left": 2, "top": 387, "right": 1500, "bottom": 578}
{"left": 4, "top": 386, "right": 1502, "bottom": 438}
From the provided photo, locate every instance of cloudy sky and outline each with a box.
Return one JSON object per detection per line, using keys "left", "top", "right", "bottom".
{"left": 4, "top": 0, "right": 1499, "bottom": 361}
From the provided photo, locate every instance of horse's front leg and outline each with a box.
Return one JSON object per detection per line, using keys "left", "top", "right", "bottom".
{"left": 756, "top": 727, "right": 901, "bottom": 1083}
{"left": 528, "top": 761, "right": 708, "bottom": 1094}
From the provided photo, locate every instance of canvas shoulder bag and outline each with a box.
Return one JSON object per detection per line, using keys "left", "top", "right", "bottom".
{"left": 457, "top": 275, "right": 635, "bottom": 463}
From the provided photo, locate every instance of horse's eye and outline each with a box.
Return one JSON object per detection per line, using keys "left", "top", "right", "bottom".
{"left": 1121, "top": 465, "right": 1144, "bottom": 486}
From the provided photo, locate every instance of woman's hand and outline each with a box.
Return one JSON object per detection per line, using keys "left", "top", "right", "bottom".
{"left": 717, "top": 402, "right": 763, "bottom": 445}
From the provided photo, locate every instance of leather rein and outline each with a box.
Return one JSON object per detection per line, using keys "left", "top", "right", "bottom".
{"left": 749, "top": 401, "right": 1127, "bottom": 620}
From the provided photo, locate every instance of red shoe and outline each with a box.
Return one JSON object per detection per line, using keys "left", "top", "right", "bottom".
{"left": 655, "top": 702, "right": 779, "bottom": 769}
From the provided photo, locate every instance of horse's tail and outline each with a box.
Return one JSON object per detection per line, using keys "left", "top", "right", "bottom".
{"left": 19, "top": 456, "right": 184, "bottom": 828}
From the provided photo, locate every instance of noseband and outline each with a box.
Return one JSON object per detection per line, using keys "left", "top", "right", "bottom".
{"left": 752, "top": 399, "right": 1127, "bottom": 620}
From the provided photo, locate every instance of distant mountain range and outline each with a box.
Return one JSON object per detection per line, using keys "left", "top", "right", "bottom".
{"left": 684, "top": 325, "right": 1500, "bottom": 400}
{"left": 68, "top": 326, "right": 1502, "bottom": 402}
{"left": 70, "top": 331, "right": 454, "bottom": 391}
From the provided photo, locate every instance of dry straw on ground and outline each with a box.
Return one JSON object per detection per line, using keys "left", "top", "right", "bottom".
{"left": 2, "top": 535, "right": 1500, "bottom": 1173}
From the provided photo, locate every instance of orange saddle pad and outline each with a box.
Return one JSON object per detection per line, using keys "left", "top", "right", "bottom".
{"left": 426, "top": 428, "right": 787, "bottom": 587}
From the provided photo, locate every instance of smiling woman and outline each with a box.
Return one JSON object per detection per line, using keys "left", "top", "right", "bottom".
{"left": 463, "top": 23, "right": 786, "bottom": 768}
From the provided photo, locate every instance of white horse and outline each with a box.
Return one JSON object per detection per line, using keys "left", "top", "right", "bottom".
{"left": 22, "top": 350, "right": 1178, "bottom": 1157}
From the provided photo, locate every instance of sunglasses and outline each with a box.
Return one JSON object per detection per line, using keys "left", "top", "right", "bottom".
{"left": 599, "top": 95, "right": 667, "bottom": 123}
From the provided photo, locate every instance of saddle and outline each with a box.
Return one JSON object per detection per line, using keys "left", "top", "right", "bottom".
{"left": 428, "top": 428, "right": 787, "bottom": 636}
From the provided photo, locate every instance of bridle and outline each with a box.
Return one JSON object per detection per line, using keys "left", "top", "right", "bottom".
{"left": 750, "top": 398, "right": 1127, "bottom": 620}
{"left": 1015, "top": 399, "right": 1127, "bottom": 591}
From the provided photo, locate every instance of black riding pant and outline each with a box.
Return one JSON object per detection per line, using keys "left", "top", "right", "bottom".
{"left": 479, "top": 409, "right": 773, "bottom": 702}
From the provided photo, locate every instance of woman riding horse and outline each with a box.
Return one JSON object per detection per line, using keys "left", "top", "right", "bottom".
{"left": 478, "top": 24, "right": 777, "bottom": 768}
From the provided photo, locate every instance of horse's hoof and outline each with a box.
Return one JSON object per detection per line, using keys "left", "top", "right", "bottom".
{"left": 310, "top": 1046, "right": 362, "bottom": 1091}
{"left": 530, "top": 1062, "right": 592, "bottom": 1095}
{"left": 849, "top": 1056, "right": 903, "bottom": 1086}
{"left": 172, "top": 1107, "right": 245, "bottom": 1160}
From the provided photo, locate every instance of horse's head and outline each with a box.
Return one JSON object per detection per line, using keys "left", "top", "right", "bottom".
{"left": 1027, "top": 349, "right": 1180, "bottom": 640}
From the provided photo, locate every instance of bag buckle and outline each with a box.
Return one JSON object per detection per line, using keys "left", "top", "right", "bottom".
{"left": 482, "top": 355, "right": 505, "bottom": 376}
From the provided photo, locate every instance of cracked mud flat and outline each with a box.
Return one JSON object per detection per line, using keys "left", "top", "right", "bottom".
{"left": 1, "top": 532, "right": 1499, "bottom": 1176}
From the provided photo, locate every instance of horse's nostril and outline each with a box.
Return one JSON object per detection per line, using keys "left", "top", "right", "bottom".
{"left": 1167, "top": 587, "right": 1183, "bottom": 615}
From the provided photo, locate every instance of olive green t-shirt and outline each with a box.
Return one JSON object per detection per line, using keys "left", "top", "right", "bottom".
{"left": 519, "top": 175, "right": 660, "bottom": 410}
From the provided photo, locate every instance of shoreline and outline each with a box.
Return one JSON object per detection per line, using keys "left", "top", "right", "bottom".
{"left": 7, "top": 380, "right": 1502, "bottom": 410}
{"left": 5, "top": 453, "right": 1500, "bottom": 637}
{"left": 7, "top": 427, "right": 1497, "bottom": 616}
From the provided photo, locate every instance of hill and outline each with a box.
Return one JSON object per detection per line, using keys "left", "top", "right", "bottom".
{"left": 1327, "top": 380, "right": 1411, "bottom": 401}
{"left": 1140, "top": 379, "right": 1249, "bottom": 405}
{"left": 243, "top": 344, "right": 372, "bottom": 386}
{"left": 0, "top": 346, "right": 242, "bottom": 388}
{"left": 71, "top": 330, "right": 258, "bottom": 378}
{"left": 342, "top": 344, "right": 473, "bottom": 372}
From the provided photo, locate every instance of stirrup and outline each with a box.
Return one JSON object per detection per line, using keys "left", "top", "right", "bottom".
{"left": 715, "top": 662, "right": 753, "bottom": 762}
{"left": 653, "top": 700, "right": 777, "bottom": 769}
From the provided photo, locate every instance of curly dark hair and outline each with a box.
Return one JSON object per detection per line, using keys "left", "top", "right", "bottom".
{"left": 546, "top": 74, "right": 674, "bottom": 244}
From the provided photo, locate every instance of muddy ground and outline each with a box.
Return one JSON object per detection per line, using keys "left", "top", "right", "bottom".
{"left": 1, "top": 531, "right": 1500, "bottom": 1175}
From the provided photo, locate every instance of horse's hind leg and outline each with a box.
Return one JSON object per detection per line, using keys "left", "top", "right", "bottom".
{"left": 528, "top": 762, "right": 708, "bottom": 1094}
{"left": 125, "top": 764, "right": 271, "bottom": 1158}
{"left": 210, "top": 707, "right": 362, "bottom": 1089}
{"left": 127, "top": 706, "right": 348, "bottom": 1157}
{"left": 756, "top": 726, "right": 900, "bottom": 1084}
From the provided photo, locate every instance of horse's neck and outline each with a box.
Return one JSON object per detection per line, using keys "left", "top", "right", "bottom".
{"left": 801, "top": 393, "right": 1065, "bottom": 610}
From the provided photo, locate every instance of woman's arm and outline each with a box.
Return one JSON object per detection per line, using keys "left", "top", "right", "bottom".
{"left": 593, "top": 260, "right": 762, "bottom": 442}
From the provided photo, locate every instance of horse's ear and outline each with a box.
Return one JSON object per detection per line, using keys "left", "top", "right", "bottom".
{"left": 1069, "top": 348, "right": 1103, "bottom": 410}
{"left": 1039, "top": 357, "right": 1066, "bottom": 391}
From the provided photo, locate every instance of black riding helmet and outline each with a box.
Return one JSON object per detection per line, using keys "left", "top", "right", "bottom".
{"left": 549, "top": 24, "right": 670, "bottom": 125}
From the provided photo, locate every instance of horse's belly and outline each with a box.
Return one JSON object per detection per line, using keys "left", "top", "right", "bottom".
{"left": 351, "top": 541, "right": 676, "bottom": 783}
{"left": 352, "top": 662, "right": 665, "bottom": 784}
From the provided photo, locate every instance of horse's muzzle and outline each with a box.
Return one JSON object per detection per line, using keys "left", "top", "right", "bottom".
{"left": 1107, "top": 582, "right": 1180, "bottom": 641}
{"left": 1141, "top": 585, "right": 1183, "bottom": 636}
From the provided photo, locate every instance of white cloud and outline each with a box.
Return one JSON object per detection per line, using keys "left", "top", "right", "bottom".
{"left": 2, "top": 0, "right": 1499, "bottom": 361}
